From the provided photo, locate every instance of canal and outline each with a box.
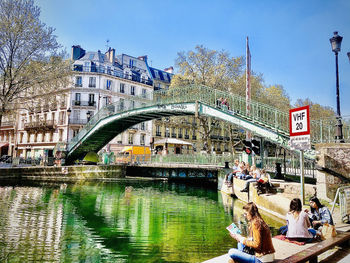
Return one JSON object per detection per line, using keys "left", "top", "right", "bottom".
{"left": 0, "top": 178, "right": 284, "bottom": 263}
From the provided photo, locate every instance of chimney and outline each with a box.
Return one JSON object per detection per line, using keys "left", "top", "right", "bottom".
{"left": 105, "top": 48, "right": 116, "bottom": 64}
{"left": 71, "top": 45, "right": 86, "bottom": 60}
{"left": 164, "top": 66, "right": 174, "bottom": 74}
{"left": 138, "top": 55, "right": 148, "bottom": 62}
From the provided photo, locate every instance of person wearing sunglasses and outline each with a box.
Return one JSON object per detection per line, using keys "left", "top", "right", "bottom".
{"left": 228, "top": 202, "right": 275, "bottom": 263}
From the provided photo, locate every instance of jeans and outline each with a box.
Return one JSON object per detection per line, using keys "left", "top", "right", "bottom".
{"left": 244, "top": 179, "right": 257, "bottom": 190}
{"left": 228, "top": 242, "right": 261, "bottom": 263}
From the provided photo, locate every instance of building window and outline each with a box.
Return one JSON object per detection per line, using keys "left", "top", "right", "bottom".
{"left": 140, "top": 122, "right": 145, "bottom": 130}
{"left": 154, "top": 70, "right": 160, "bottom": 79}
{"left": 131, "top": 100, "right": 135, "bottom": 108}
{"left": 162, "top": 73, "right": 168, "bottom": 81}
{"left": 75, "top": 76, "right": 82, "bottom": 87}
{"left": 128, "top": 133, "right": 134, "bottom": 144}
{"left": 89, "top": 94, "right": 95, "bottom": 106}
{"left": 130, "top": 86, "right": 135, "bottom": 95}
{"left": 75, "top": 93, "right": 81, "bottom": 105}
{"left": 119, "top": 98, "right": 124, "bottom": 110}
{"left": 120, "top": 83, "right": 125, "bottom": 93}
{"left": 19, "top": 133, "right": 23, "bottom": 143}
{"left": 142, "top": 89, "right": 147, "bottom": 98}
{"left": 165, "top": 127, "right": 170, "bottom": 137}
{"left": 185, "top": 129, "right": 189, "bottom": 139}
{"left": 178, "top": 128, "right": 183, "bottom": 138}
{"left": 106, "top": 79, "right": 112, "bottom": 90}
{"left": 140, "top": 134, "right": 145, "bottom": 146}
{"left": 156, "top": 125, "right": 161, "bottom": 136}
{"left": 89, "top": 77, "right": 96, "bottom": 87}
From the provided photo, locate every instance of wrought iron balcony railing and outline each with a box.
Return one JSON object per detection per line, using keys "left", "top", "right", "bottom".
{"left": 72, "top": 65, "right": 153, "bottom": 86}
{"left": 24, "top": 120, "right": 56, "bottom": 130}
{"left": 0, "top": 122, "right": 14, "bottom": 127}
{"left": 69, "top": 118, "right": 88, "bottom": 125}
{"left": 72, "top": 100, "right": 96, "bottom": 107}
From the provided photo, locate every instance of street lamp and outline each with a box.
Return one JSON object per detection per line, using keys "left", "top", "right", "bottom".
{"left": 347, "top": 52, "right": 350, "bottom": 63}
{"left": 329, "top": 31, "right": 344, "bottom": 143}
{"left": 86, "top": 111, "right": 91, "bottom": 122}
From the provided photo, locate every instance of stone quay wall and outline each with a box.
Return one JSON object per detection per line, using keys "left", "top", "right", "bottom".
{"left": 0, "top": 164, "right": 127, "bottom": 181}
{"left": 316, "top": 143, "right": 350, "bottom": 200}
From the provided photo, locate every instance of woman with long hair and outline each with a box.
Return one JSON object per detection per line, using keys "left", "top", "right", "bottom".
{"left": 228, "top": 202, "right": 275, "bottom": 263}
{"left": 285, "top": 198, "right": 315, "bottom": 242}
{"left": 307, "top": 196, "right": 334, "bottom": 229}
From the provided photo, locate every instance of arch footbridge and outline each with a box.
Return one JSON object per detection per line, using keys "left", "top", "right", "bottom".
{"left": 64, "top": 85, "right": 349, "bottom": 164}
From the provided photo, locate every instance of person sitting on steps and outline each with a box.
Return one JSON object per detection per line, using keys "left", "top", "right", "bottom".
{"left": 285, "top": 198, "right": 316, "bottom": 243}
{"left": 225, "top": 159, "right": 240, "bottom": 186}
{"left": 305, "top": 196, "right": 334, "bottom": 231}
{"left": 228, "top": 202, "right": 275, "bottom": 263}
{"left": 240, "top": 165, "right": 260, "bottom": 193}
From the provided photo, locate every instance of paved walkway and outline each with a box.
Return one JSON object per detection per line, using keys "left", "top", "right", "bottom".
{"left": 203, "top": 180, "right": 350, "bottom": 263}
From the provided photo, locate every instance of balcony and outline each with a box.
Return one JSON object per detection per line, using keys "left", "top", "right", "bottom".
{"left": 72, "top": 100, "right": 96, "bottom": 107}
{"left": 210, "top": 135, "right": 219, "bottom": 140}
{"left": 24, "top": 120, "right": 56, "bottom": 131}
{"left": 0, "top": 122, "right": 14, "bottom": 127}
{"left": 156, "top": 132, "right": 162, "bottom": 136}
{"left": 185, "top": 135, "right": 189, "bottom": 139}
{"left": 43, "top": 105, "right": 50, "bottom": 112}
{"left": 171, "top": 133, "right": 177, "bottom": 138}
{"left": 72, "top": 65, "right": 153, "bottom": 86}
{"left": 75, "top": 83, "right": 82, "bottom": 87}
{"left": 69, "top": 118, "right": 87, "bottom": 125}
{"left": 192, "top": 135, "right": 197, "bottom": 140}
{"left": 178, "top": 134, "right": 183, "bottom": 139}
{"left": 50, "top": 103, "right": 57, "bottom": 111}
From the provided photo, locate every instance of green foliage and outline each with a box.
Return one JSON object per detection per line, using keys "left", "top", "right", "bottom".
{"left": 0, "top": 0, "right": 70, "bottom": 125}
{"left": 295, "top": 98, "right": 336, "bottom": 120}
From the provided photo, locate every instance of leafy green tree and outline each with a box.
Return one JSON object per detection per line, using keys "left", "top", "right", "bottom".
{"left": 0, "top": 0, "right": 70, "bottom": 126}
{"left": 260, "top": 84, "right": 291, "bottom": 112}
{"left": 294, "top": 98, "right": 335, "bottom": 120}
{"left": 170, "top": 45, "right": 247, "bottom": 152}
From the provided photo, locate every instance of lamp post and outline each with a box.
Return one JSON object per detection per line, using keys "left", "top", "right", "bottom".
{"left": 86, "top": 111, "right": 91, "bottom": 122}
{"left": 329, "top": 31, "right": 344, "bottom": 143}
{"left": 66, "top": 108, "right": 71, "bottom": 151}
{"left": 347, "top": 52, "right": 350, "bottom": 63}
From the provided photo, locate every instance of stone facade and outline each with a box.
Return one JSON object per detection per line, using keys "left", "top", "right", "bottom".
{"left": 316, "top": 143, "right": 350, "bottom": 200}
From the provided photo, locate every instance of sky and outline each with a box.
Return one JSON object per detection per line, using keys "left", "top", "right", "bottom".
{"left": 35, "top": 0, "right": 350, "bottom": 116}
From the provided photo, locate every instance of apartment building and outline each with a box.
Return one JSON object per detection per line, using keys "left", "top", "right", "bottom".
{"left": 0, "top": 45, "right": 171, "bottom": 160}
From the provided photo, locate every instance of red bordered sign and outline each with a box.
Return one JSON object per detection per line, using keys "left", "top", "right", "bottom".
{"left": 289, "top": 105, "right": 310, "bottom": 136}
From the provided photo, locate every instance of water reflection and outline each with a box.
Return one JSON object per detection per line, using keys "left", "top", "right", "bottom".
{"left": 0, "top": 180, "right": 283, "bottom": 263}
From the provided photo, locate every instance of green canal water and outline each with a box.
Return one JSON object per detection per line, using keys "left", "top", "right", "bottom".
{"left": 0, "top": 179, "right": 284, "bottom": 263}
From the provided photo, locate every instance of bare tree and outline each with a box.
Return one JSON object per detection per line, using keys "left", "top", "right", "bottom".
{"left": 0, "top": 0, "right": 70, "bottom": 125}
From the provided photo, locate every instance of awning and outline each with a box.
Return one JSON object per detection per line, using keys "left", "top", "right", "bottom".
{"left": 154, "top": 138, "right": 192, "bottom": 146}
{"left": 0, "top": 142, "right": 9, "bottom": 148}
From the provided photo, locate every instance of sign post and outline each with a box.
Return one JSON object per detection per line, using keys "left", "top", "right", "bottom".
{"left": 289, "top": 105, "right": 310, "bottom": 205}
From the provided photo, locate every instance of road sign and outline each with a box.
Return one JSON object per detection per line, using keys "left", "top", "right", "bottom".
{"left": 289, "top": 105, "right": 310, "bottom": 137}
{"left": 289, "top": 105, "right": 311, "bottom": 205}
{"left": 289, "top": 106, "right": 310, "bottom": 150}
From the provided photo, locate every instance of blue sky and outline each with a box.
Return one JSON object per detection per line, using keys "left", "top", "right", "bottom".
{"left": 36, "top": 0, "right": 350, "bottom": 115}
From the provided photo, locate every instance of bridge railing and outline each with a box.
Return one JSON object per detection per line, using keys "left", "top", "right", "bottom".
{"left": 263, "top": 157, "right": 316, "bottom": 178}
{"left": 150, "top": 153, "right": 235, "bottom": 166}
{"left": 67, "top": 85, "right": 350, "bottom": 153}
{"left": 154, "top": 85, "right": 290, "bottom": 135}
{"left": 68, "top": 95, "right": 155, "bottom": 151}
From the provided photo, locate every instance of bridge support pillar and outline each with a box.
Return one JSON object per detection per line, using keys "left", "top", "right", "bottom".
{"left": 315, "top": 143, "right": 350, "bottom": 201}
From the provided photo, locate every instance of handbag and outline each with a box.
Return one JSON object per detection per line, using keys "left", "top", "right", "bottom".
{"left": 242, "top": 245, "right": 255, "bottom": 255}
{"left": 321, "top": 223, "right": 337, "bottom": 240}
